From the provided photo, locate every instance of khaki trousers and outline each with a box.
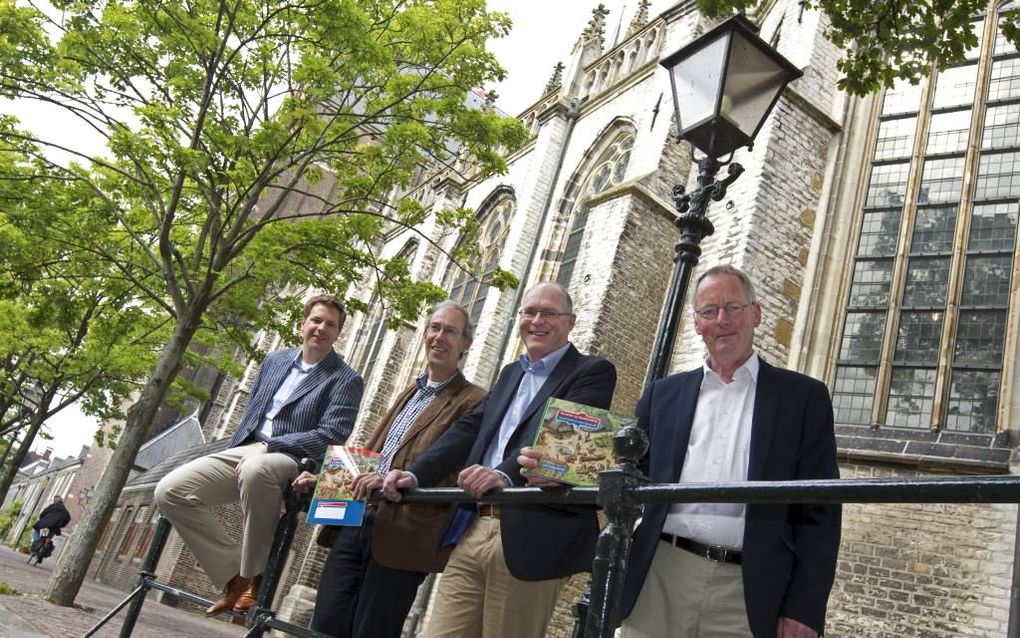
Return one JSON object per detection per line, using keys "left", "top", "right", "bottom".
{"left": 153, "top": 443, "right": 299, "bottom": 589}
{"left": 620, "top": 539, "right": 752, "bottom": 638}
{"left": 425, "top": 516, "right": 568, "bottom": 638}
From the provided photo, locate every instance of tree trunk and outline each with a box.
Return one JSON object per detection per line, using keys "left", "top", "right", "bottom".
{"left": 0, "top": 396, "right": 55, "bottom": 506}
{"left": 44, "top": 312, "right": 203, "bottom": 606}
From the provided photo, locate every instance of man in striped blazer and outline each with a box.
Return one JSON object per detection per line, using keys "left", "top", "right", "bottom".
{"left": 155, "top": 294, "right": 364, "bottom": 617}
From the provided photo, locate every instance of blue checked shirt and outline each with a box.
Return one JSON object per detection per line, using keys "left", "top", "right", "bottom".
{"left": 377, "top": 374, "right": 456, "bottom": 473}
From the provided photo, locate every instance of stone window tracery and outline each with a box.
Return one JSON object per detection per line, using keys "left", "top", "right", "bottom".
{"left": 556, "top": 133, "right": 634, "bottom": 289}
{"left": 447, "top": 195, "right": 514, "bottom": 327}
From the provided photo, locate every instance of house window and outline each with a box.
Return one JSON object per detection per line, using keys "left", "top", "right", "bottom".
{"left": 98, "top": 507, "right": 122, "bottom": 552}
{"left": 117, "top": 506, "right": 144, "bottom": 557}
{"left": 133, "top": 508, "right": 161, "bottom": 561}
{"left": 831, "top": 8, "right": 1020, "bottom": 433}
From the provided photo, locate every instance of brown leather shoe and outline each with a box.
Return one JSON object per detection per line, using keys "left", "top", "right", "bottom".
{"left": 205, "top": 574, "right": 252, "bottom": 617}
{"left": 232, "top": 574, "right": 262, "bottom": 613}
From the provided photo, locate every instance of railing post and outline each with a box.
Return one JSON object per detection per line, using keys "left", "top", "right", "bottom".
{"left": 583, "top": 424, "right": 649, "bottom": 638}
{"left": 118, "top": 516, "right": 172, "bottom": 638}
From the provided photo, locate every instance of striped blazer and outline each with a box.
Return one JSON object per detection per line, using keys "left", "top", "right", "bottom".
{"left": 229, "top": 348, "right": 364, "bottom": 462}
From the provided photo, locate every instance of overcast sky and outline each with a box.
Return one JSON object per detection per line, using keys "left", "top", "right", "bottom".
{"left": 27, "top": 0, "right": 677, "bottom": 459}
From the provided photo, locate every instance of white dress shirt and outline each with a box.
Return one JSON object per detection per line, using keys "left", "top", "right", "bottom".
{"left": 662, "top": 353, "right": 759, "bottom": 550}
{"left": 258, "top": 355, "right": 319, "bottom": 439}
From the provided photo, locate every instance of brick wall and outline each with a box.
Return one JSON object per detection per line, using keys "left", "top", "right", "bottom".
{"left": 828, "top": 463, "right": 1016, "bottom": 637}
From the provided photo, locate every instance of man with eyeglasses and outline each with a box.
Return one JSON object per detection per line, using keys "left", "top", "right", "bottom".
{"left": 155, "top": 294, "right": 364, "bottom": 618}
{"left": 615, "top": 265, "right": 840, "bottom": 638}
{"left": 382, "top": 282, "right": 617, "bottom": 638}
{"left": 292, "top": 300, "right": 485, "bottom": 638}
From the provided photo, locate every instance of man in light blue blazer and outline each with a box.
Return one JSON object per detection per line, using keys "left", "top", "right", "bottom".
{"left": 155, "top": 294, "right": 364, "bottom": 617}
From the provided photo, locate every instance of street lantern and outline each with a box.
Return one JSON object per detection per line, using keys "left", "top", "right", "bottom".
{"left": 574, "top": 14, "right": 807, "bottom": 638}
{"left": 660, "top": 13, "right": 803, "bottom": 158}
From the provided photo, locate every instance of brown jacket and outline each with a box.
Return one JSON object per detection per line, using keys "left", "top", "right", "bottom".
{"left": 366, "top": 370, "right": 485, "bottom": 572}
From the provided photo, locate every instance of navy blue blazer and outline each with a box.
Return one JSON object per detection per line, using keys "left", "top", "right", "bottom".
{"left": 408, "top": 343, "right": 617, "bottom": 581}
{"left": 230, "top": 348, "right": 364, "bottom": 463}
{"left": 620, "top": 359, "right": 840, "bottom": 637}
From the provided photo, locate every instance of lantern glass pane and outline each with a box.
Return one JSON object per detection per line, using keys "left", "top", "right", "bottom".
{"left": 722, "top": 31, "right": 790, "bottom": 137}
{"left": 669, "top": 34, "right": 729, "bottom": 133}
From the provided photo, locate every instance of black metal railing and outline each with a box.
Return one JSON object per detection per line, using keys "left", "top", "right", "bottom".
{"left": 89, "top": 427, "right": 1020, "bottom": 638}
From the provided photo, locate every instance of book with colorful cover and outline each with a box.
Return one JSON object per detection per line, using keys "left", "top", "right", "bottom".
{"left": 306, "top": 445, "right": 383, "bottom": 526}
{"left": 522, "top": 398, "right": 635, "bottom": 486}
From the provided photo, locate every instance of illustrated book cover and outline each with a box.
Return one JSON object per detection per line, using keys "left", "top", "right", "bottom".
{"left": 306, "top": 445, "right": 382, "bottom": 526}
{"left": 523, "top": 398, "right": 635, "bottom": 486}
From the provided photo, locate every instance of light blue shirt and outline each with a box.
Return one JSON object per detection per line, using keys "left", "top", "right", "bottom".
{"left": 259, "top": 354, "right": 318, "bottom": 439}
{"left": 481, "top": 342, "right": 571, "bottom": 469}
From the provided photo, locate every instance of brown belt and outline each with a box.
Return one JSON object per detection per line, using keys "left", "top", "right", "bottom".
{"left": 660, "top": 533, "right": 742, "bottom": 565}
{"left": 478, "top": 504, "right": 501, "bottom": 518}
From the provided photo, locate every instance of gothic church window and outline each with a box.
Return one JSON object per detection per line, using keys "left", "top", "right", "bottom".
{"left": 447, "top": 194, "right": 514, "bottom": 327}
{"left": 832, "top": 10, "right": 1020, "bottom": 434}
{"left": 351, "top": 241, "right": 418, "bottom": 383}
{"left": 556, "top": 133, "right": 634, "bottom": 288}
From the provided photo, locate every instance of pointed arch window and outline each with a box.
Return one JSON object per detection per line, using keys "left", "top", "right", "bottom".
{"left": 556, "top": 133, "right": 634, "bottom": 288}
{"left": 352, "top": 241, "right": 418, "bottom": 383}
{"left": 447, "top": 195, "right": 514, "bottom": 326}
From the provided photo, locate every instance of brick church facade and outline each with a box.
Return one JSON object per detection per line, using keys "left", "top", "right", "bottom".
{"left": 90, "top": 1, "right": 1020, "bottom": 636}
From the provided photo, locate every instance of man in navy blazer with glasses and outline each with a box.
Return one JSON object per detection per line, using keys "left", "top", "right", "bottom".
{"left": 619, "top": 265, "right": 840, "bottom": 638}
{"left": 383, "top": 282, "right": 617, "bottom": 638}
{"left": 156, "top": 293, "right": 364, "bottom": 618}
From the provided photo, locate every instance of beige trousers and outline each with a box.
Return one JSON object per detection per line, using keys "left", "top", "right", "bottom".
{"left": 425, "top": 516, "right": 568, "bottom": 638}
{"left": 620, "top": 539, "right": 752, "bottom": 638}
{"left": 153, "top": 443, "right": 299, "bottom": 589}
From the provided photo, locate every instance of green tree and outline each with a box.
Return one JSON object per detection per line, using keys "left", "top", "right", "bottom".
{"left": 0, "top": 125, "right": 166, "bottom": 505}
{"left": 0, "top": 0, "right": 524, "bottom": 605}
{"left": 699, "top": 0, "right": 1019, "bottom": 95}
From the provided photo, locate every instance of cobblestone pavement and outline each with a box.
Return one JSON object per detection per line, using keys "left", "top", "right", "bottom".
{"left": 0, "top": 545, "right": 242, "bottom": 638}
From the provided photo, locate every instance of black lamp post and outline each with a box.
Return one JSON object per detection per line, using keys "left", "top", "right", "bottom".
{"left": 574, "top": 13, "right": 803, "bottom": 638}
{"left": 646, "top": 13, "right": 803, "bottom": 384}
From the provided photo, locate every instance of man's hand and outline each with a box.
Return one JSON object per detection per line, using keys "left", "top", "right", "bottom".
{"left": 291, "top": 471, "right": 317, "bottom": 494}
{"left": 516, "top": 447, "right": 562, "bottom": 488}
{"left": 777, "top": 617, "right": 818, "bottom": 638}
{"left": 352, "top": 473, "right": 384, "bottom": 501}
{"left": 381, "top": 470, "right": 418, "bottom": 502}
{"left": 235, "top": 442, "right": 268, "bottom": 477}
{"left": 457, "top": 464, "right": 509, "bottom": 499}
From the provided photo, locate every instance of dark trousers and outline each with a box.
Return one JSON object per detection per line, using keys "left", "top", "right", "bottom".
{"left": 311, "top": 509, "right": 428, "bottom": 638}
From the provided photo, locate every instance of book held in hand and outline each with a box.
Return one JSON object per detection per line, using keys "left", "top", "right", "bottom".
{"left": 523, "top": 398, "right": 635, "bottom": 486}
{"left": 306, "top": 445, "right": 383, "bottom": 526}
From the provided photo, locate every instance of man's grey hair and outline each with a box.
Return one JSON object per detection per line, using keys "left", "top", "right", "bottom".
{"left": 693, "top": 264, "right": 757, "bottom": 306}
{"left": 430, "top": 300, "right": 474, "bottom": 341}
{"left": 526, "top": 282, "right": 574, "bottom": 314}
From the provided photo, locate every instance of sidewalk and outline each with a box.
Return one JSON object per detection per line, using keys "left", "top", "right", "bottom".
{"left": 0, "top": 545, "right": 242, "bottom": 637}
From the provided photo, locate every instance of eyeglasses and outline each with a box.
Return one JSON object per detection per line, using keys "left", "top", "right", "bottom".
{"left": 517, "top": 308, "right": 574, "bottom": 320}
{"left": 694, "top": 302, "right": 753, "bottom": 320}
{"left": 426, "top": 323, "right": 463, "bottom": 337}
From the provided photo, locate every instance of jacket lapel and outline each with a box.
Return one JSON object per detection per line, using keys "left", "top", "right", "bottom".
{"left": 747, "top": 359, "right": 778, "bottom": 480}
{"left": 396, "top": 373, "right": 468, "bottom": 453}
{"left": 670, "top": 370, "right": 703, "bottom": 482}
{"left": 280, "top": 350, "right": 341, "bottom": 410}
{"left": 470, "top": 362, "right": 524, "bottom": 462}
{"left": 516, "top": 344, "right": 579, "bottom": 427}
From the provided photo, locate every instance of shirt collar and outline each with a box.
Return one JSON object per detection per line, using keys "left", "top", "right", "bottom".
{"left": 416, "top": 371, "right": 456, "bottom": 395}
{"left": 702, "top": 352, "right": 759, "bottom": 385}
{"left": 520, "top": 341, "right": 571, "bottom": 375}
{"left": 292, "top": 353, "right": 318, "bottom": 373}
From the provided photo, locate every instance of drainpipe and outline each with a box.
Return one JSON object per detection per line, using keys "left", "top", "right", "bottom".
{"left": 488, "top": 97, "right": 584, "bottom": 385}
{"left": 1008, "top": 449, "right": 1020, "bottom": 638}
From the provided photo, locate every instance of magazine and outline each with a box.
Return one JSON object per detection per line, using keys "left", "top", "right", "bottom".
{"left": 306, "top": 445, "right": 383, "bottom": 526}
{"left": 522, "top": 398, "right": 635, "bottom": 486}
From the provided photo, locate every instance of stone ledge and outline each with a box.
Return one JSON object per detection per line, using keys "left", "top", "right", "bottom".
{"left": 837, "top": 424, "right": 1012, "bottom": 474}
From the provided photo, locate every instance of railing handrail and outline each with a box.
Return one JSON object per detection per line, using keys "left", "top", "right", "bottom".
{"left": 387, "top": 474, "right": 1020, "bottom": 506}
